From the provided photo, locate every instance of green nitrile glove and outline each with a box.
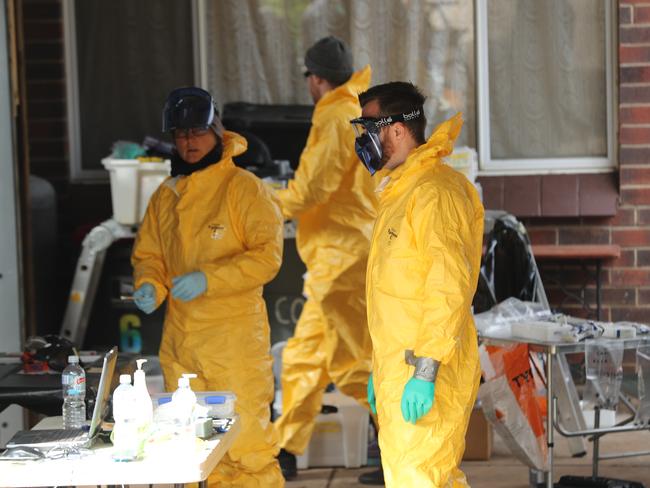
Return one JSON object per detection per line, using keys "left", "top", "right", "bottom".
{"left": 400, "top": 377, "right": 435, "bottom": 424}
{"left": 367, "top": 373, "right": 377, "bottom": 414}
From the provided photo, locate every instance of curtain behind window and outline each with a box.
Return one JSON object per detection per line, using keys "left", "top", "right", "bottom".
{"left": 205, "top": 0, "right": 475, "bottom": 147}
{"left": 488, "top": 0, "right": 607, "bottom": 159}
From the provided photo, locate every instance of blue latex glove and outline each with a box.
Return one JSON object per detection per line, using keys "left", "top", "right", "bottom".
{"left": 171, "top": 271, "right": 207, "bottom": 302}
{"left": 401, "top": 377, "right": 435, "bottom": 424}
{"left": 133, "top": 283, "right": 156, "bottom": 314}
{"left": 367, "top": 373, "right": 377, "bottom": 414}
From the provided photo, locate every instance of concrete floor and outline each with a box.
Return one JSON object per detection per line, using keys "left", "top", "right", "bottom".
{"left": 286, "top": 430, "right": 650, "bottom": 487}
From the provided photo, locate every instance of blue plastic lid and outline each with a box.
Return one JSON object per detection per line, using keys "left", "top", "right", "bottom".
{"left": 205, "top": 395, "right": 226, "bottom": 405}
{"left": 157, "top": 397, "right": 172, "bottom": 405}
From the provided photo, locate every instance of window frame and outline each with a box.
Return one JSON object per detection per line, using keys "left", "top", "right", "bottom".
{"left": 475, "top": 0, "right": 617, "bottom": 176}
{"left": 62, "top": 0, "right": 208, "bottom": 181}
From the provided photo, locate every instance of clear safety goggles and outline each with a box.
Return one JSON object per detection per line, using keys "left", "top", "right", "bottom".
{"left": 172, "top": 126, "right": 211, "bottom": 140}
{"left": 350, "top": 107, "right": 424, "bottom": 137}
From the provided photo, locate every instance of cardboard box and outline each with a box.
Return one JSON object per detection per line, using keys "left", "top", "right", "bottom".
{"left": 463, "top": 407, "right": 492, "bottom": 461}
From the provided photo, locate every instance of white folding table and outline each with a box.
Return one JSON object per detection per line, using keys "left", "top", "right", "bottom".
{"left": 0, "top": 415, "right": 240, "bottom": 487}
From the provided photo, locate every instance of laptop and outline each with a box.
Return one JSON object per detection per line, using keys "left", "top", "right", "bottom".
{"left": 6, "top": 346, "right": 117, "bottom": 449}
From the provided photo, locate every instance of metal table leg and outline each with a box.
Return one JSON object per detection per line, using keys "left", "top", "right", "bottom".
{"left": 595, "top": 260, "right": 602, "bottom": 321}
{"left": 593, "top": 408, "right": 600, "bottom": 478}
{"left": 546, "top": 348, "right": 555, "bottom": 488}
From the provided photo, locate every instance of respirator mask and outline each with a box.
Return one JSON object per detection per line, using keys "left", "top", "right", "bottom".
{"left": 350, "top": 107, "right": 423, "bottom": 175}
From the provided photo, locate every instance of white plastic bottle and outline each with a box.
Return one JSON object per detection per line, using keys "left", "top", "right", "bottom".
{"left": 62, "top": 355, "right": 86, "bottom": 429}
{"left": 133, "top": 359, "right": 153, "bottom": 429}
{"left": 112, "top": 374, "right": 139, "bottom": 461}
{"left": 172, "top": 373, "right": 197, "bottom": 449}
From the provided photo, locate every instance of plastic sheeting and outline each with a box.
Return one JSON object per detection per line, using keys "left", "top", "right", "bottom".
{"left": 635, "top": 345, "right": 650, "bottom": 427}
{"left": 583, "top": 340, "right": 624, "bottom": 411}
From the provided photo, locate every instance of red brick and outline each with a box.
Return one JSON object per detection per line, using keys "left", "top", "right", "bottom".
{"left": 620, "top": 45, "right": 650, "bottom": 64}
{"left": 544, "top": 287, "right": 573, "bottom": 305}
{"left": 545, "top": 286, "right": 633, "bottom": 308}
{"left": 26, "top": 80, "right": 64, "bottom": 101}
{"left": 25, "top": 42, "right": 63, "bottom": 61}
{"left": 620, "top": 5, "right": 632, "bottom": 24}
{"left": 527, "top": 228, "right": 557, "bottom": 245}
{"left": 23, "top": 21, "right": 61, "bottom": 41}
{"left": 619, "top": 146, "right": 650, "bottom": 165}
{"left": 611, "top": 307, "right": 650, "bottom": 322}
{"left": 25, "top": 61, "right": 63, "bottom": 81}
{"left": 620, "top": 26, "right": 650, "bottom": 44}
{"left": 620, "top": 105, "right": 650, "bottom": 124}
{"left": 622, "top": 187, "right": 650, "bottom": 205}
{"left": 585, "top": 288, "right": 636, "bottom": 306}
{"left": 28, "top": 119, "right": 65, "bottom": 139}
{"left": 539, "top": 267, "right": 604, "bottom": 286}
{"left": 522, "top": 217, "right": 576, "bottom": 227}
{"left": 620, "top": 85, "right": 650, "bottom": 104}
{"left": 477, "top": 176, "right": 504, "bottom": 210}
{"left": 26, "top": 99, "right": 64, "bottom": 118}
{"left": 639, "top": 288, "right": 650, "bottom": 303}
{"left": 612, "top": 269, "right": 650, "bottom": 286}
{"left": 620, "top": 126, "right": 650, "bottom": 145}
{"left": 635, "top": 6, "right": 650, "bottom": 23}
{"left": 621, "top": 166, "right": 650, "bottom": 186}
{"left": 22, "top": 2, "right": 62, "bottom": 21}
{"left": 638, "top": 208, "right": 650, "bottom": 225}
{"left": 558, "top": 228, "right": 610, "bottom": 245}
{"left": 612, "top": 229, "right": 650, "bottom": 247}
{"left": 637, "top": 249, "right": 650, "bottom": 266}
{"left": 611, "top": 249, "right": 636, "bottom": 267}
{"left": 558, "top": 306, "right": 594, "bottom": 320}
{"left": 621, "top": 66, "right": 650, "bottom": 83}
{"left": 610, "top": 207, "right": 636, "bottom": 226}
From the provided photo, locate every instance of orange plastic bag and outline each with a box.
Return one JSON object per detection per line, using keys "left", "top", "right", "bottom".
{"left": 479, "top": 343, "right": 547, "bottom": 470}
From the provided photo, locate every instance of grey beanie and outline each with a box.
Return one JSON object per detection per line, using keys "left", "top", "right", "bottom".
{"left": 304, "top": 36, "right": 353, "bottom": 85}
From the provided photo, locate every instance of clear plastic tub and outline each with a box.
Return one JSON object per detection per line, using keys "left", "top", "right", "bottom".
{"left": 151, "top": 391, "right": 236, "bottom": 419}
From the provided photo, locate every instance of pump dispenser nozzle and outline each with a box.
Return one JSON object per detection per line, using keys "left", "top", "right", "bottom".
{"left": 178, "top": 373, "right": 197, "bottom": 388}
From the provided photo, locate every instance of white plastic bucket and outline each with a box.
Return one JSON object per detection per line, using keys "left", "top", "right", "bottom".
{"left": 102, "top": 158, "right": 170, "bottom": 225}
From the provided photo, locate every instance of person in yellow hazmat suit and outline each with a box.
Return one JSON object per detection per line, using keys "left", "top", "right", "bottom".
{"left": 273, "top": 36, "right": 376, "bottom": 480}
{"left": 131, "top": 87, "right": 285, "bottom": 487}
{"left": 351, "top": 81, "right": 484, "bottom": 487}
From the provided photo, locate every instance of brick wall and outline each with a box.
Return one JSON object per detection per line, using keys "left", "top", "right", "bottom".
{"left": 22, "top": 0, "right": 68, "bottom": 183}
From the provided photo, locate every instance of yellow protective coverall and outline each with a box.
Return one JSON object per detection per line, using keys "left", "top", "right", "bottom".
{"left": 367, "top": 114, "right": 484, "bottom": 487}
{"left": 131, "top": 131, "right": 285, "bottom": 487}
{"left": 274, "top": 66, "right": 376, "bottom": 454}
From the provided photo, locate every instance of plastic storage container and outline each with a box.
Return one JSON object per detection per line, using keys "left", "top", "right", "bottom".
{"left": 102, "top": 158, "right": 170, "bottom": 225}
{"left": 296, "top": 390, "right": 368, "bottom": 469}
{"left": 152, "top": 391, "right": 236, "bottom": 419}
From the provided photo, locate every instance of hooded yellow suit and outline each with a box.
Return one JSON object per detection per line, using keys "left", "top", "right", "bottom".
{"left": 367, "top": 115, "right": 484, "bottom": 487}
{"left": 132, "top": 131, "right": 285, "bottom": 487}
{"left": 274, "top": 66, "right": 376, "bottom": 454}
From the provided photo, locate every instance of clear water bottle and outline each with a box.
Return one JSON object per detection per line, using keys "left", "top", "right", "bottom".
{"left": 62, "top": 355, "right": 86, "bottom": 429}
